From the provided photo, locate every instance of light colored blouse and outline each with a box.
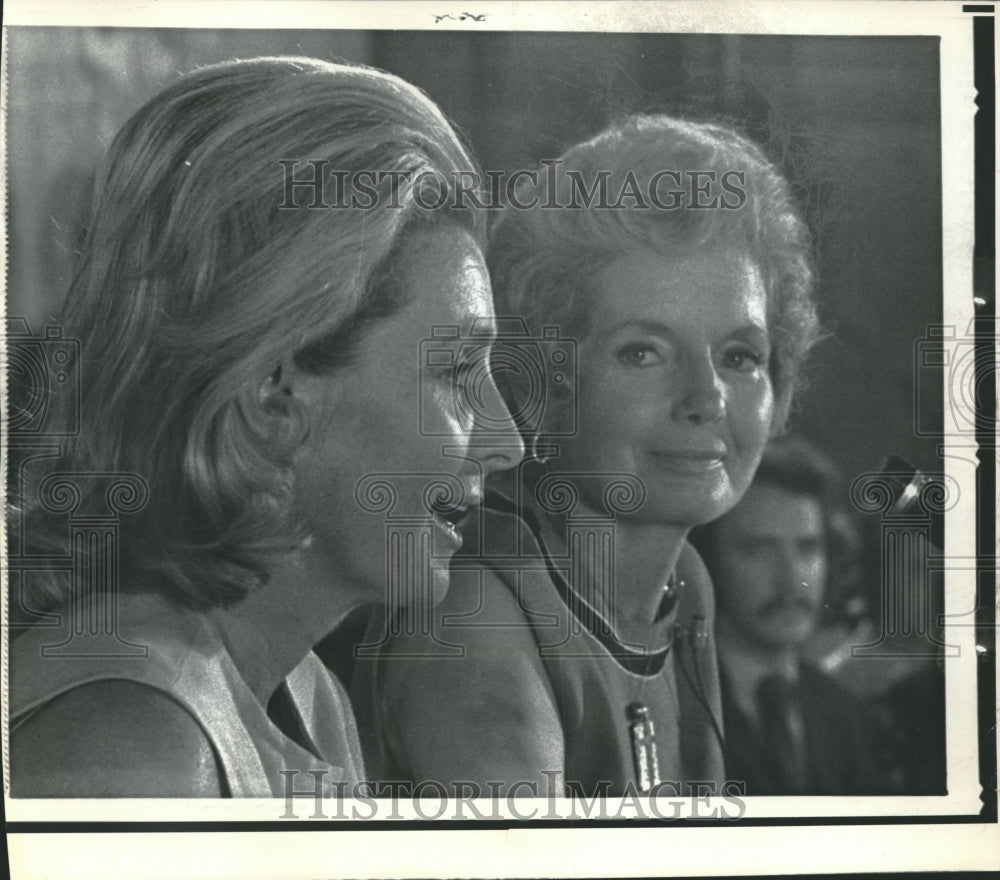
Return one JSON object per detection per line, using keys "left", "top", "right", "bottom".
{"left": 10, "top": 591, "right": 365, "bottom": 797}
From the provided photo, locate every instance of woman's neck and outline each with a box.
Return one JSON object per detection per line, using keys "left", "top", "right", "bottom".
{"left": 532, "top": 500, "right": 688, "bottom": 628}
{"left": 208, "top": 555, "right": 357, "bottom": 705}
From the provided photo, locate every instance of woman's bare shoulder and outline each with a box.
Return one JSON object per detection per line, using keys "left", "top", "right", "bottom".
{"left": 387, "top": 564, "right": 544, "bottom": 668}
{"left": 10, "top": 679, "right": 223, "bottom": 797}
{"left": 378, "top": 566, "right": 564, "bottom": 791}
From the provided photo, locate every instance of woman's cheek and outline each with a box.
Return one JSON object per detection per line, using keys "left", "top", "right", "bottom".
{"left": 421, "top": 383, "right": 468, "bottom": 438}
{"left": 736, "top": 375, "right": 775, "bottom": 437}
{"left": 442, "top": 397, "right": 476, "bottom": 442}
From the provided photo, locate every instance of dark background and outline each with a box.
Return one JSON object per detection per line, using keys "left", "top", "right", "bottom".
{"left": 6, "top": 27, "right": 944, "bottom": 493}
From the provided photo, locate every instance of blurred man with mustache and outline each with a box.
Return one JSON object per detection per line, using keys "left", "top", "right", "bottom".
{"left": 691, "top": 436, "right": 883, "bottom": 795}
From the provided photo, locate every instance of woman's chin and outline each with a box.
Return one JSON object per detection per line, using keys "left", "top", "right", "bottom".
{"left": 430, "top": 566, "right": 452, "bottom": 606}
{"left": 630, "top": 493, "right": 738, "bottom": 531}
{"left": 385, "top": 566, "right": 451, "bottom": 614}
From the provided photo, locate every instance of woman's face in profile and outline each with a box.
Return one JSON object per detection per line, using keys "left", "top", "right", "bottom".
{"left": 288, "top": 225, "right": 521, "bottom": 610}
{"left": 556, "top": 245, "right": 774, "bottom": 528}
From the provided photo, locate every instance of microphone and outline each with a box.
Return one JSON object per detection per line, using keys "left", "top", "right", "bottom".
{"left": 673, "top": 614, "right": 726, "bottom": 755}
{"left": 675, "top": 615, "right": 709, "bottom": 651}
{"left": 877, "top": 455, "right": 944, "bottom": 548}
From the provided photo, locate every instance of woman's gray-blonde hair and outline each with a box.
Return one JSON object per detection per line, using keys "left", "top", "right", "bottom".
{"left": 488, "top": 114, "right": 820, "bottom": 434}
{"left": 26, "top": 56, "right": 485, "bottom": 609}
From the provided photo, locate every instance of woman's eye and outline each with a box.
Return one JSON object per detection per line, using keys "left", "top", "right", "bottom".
{"left": 616, "top": 343, "right": 662, "bottom": 367}
{"left": 453, "top": 358, "right": 481, "bottom": 391}
{"left": 722, "top": 346, "right": 766, "bottom": 372}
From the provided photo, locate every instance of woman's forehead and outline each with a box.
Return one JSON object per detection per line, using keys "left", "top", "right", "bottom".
{"left": 587, "top": 247, "right": 766, "bottom": 316}
{"left": 392, "top": 225, "right": 493, "bottom": 327}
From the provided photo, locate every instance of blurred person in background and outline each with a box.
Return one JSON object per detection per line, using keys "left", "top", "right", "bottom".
{"left": 690, "top": 435, "right": 886, "bottom": 795}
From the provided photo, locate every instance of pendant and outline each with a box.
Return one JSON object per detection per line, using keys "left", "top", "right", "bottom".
{"left": 627, "top": 702, "right": 661, "bottom": 792}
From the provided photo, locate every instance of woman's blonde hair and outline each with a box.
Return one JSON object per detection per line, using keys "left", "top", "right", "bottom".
{"left": 26, "top": 56, "right": 485, "bottom": 609}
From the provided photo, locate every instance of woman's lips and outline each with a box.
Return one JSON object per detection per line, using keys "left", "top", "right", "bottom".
{"left": 432, "top": 512, "right": 463, "bottom": 548}
{"left": 427, "top": 481, "right": 481, "bottom": 551}
{"left": 648, "top": 449, "right": 727, "bottom": 474}
{"left": 430, "top": 502, "right": 474, "bottom": 550}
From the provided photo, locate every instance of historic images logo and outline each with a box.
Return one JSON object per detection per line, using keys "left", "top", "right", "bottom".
{"left": 278, "top": 159, "right": 748, "bottom": 212}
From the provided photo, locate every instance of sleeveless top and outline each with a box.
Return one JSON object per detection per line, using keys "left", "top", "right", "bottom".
{"left": 356, "top": 495, "right": 726, "bottom": 796}
{"left": 9, "top": 592, "right": 365, "bottom": 797}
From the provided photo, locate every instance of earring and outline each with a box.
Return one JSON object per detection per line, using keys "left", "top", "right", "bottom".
{"left": 529, "top": 433, "right": 551, "bottom": 464}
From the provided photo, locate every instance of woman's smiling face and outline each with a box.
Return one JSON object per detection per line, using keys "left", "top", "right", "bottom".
{"left": 553, "top": 246, "right": 775, "bottom": 528}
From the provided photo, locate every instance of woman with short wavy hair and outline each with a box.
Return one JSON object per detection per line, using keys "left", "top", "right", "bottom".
{"left": 364, "top": 114, "right": 821, "bottom": 797}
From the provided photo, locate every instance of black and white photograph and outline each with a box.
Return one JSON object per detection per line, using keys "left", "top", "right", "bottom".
{"left": 2, "top": 1, "right": 995, "bottom": 877}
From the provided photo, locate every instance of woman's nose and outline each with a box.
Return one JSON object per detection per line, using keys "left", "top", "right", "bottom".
{"left": 469, "top": 377, "right": 525, "bottom": 473}
{"left": 673, "top": 356, "right": 725, "bottom": 425}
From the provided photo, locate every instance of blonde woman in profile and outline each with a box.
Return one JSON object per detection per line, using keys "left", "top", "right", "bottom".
{"left": 9, "top": 56, "right": 522, "bottom": 797}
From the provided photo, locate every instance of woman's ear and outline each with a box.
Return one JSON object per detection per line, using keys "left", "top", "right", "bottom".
{"left": 240, "top": 360, "right": 309, "bottom": 454}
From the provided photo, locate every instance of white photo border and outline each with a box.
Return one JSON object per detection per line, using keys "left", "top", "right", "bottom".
{"left": 2, "top": 1, "right": 995, "bottom": 877}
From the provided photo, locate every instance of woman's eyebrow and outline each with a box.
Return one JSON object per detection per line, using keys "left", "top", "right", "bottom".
{"left": 467, "top": 315, "right": 498, "bottom": 342}
{"left": 605, "top": 319, "right": 675, "bottom": 338}
{"left": 604, "top": 319, "right": 769, "bottom": 339}
{"left": 728, "top": 323, "right": 771, "bottom": 344}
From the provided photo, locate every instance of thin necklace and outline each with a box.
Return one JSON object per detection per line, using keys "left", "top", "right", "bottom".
{"left": 526, "top": 505, "right": 681, "bottom": 675}
{"left": 484, "top": 490, "right": 683, "bottom": 674}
